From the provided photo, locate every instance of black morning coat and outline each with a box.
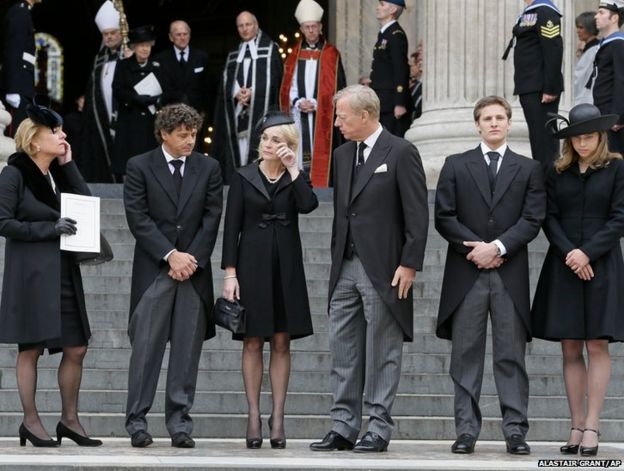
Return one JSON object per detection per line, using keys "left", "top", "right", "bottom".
{"left": 155, "top": 46, "right": 211, "bottom": 113}
{"left": 0, "top": 153, "right": 91, "bottom": 344}
{"left": 111, "top": 56, "right": 163, "bottom": 175}
{"left": 123, "top": 147, "right": 223, "bottom": 340}
{"left": 435, "top": 146, "right": 546, "bottom": 340}
{"left": 512, "top": 4, "right": 564, "bottom": 96}
{"left": 531, "top": 161, "right": 624, "bottom": 342}
{"left": 328, "top": 129, "right": 429, "bottom": 342}
{"left": 221, "top": 163, "right": 319, "bottom": 339}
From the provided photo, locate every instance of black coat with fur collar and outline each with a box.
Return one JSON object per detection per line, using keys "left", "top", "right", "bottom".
{"left": 0, "top": 152, "right": 91, "bottom": 344}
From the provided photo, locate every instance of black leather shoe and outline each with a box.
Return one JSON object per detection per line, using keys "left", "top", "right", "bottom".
{"left": 171, "top": 432, "right": 195, "bottom": 448}
{"left": 451, "top": 434, "right": 476, "bottom": 454}
{"left": 560, "top": 427, "right": 583, "bottom": 455}
{"left": 506, "top": 434, "right": 530, "bottom": 455}
{"left": 309, "top": 431, "right": 354, "bottom": 451}
{"left": 131, "top": 430, "right": 153, "bottom": 448}
{"left": 580, "top": 429, "right": 600, "bottom": 456}
{"left": 353, "top": 432, "right": 388, "bottom": 453}
{"left": 56, "top": 422, "right": 102, "bottom": 447}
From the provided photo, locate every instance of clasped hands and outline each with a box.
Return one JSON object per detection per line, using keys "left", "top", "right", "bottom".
{"left": 168, "top": 250, "right": 198, "bottom": 282}
{"left": 236, "top": 87, "right": 252, "bottom": 107}
{"left": 464, "top": 241, "right": 504, "bottom": 270}
{"left": 565, "top": 248, "right": 594, "bottom": 281}
{"left": 298, "top": 98, "right": 316, "bottom": 113}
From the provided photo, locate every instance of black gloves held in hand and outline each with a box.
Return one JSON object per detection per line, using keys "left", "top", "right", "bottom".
{"left": 55, "top": 217, "right": 77, "bottom": 235}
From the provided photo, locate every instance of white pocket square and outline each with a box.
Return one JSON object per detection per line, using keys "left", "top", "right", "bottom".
{"left": 374, "top": 164, "right": 388, "bottom": 173}
{"left": 194, "top": 67, "right": 204, "bottom": 73}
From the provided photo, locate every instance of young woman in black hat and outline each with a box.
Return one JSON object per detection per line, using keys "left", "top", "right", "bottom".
{"left": 221, "top": 112, "right": 318, "bottom": 449}
{"left": 531, "top": 103, "right": 624, "bottom": 456}
{"left": 0, "top": 105, "right": 102, "bottom": 447}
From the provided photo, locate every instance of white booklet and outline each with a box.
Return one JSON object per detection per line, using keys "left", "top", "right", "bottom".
{"left": 133, "top": 72, "right": 162, "bottom": 115}
{"left": 60, "top": 193, "right": 100, "bottom": 253}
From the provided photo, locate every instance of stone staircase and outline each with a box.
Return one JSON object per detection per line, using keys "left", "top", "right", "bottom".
{"left": 0, "top": 189, "right": 622, "bottom": 442}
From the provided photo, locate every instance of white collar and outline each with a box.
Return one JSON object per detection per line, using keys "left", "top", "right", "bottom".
{"left": 380, "top": 20, "right": 396, "bottom": 34}
{"left": 162, "top": 145, "right": 187, "bottom": 164}
{"left": 174, "top": 45, "right": 189, "bottom": 58}
{"left": 236, "top": 38, "right": 258, "bottom": 63}
{"left": 480, "top": 142, "right": 507, "bottom": 157}
{"left": 360, "top": 124, "right": 384, "bottom": 150}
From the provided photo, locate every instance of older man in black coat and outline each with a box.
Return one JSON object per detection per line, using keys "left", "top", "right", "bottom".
{"left": 123, "top": 104, "right": 222, "bottom": 448}
{"left": 435, "top": 96, "right": 546, "bottom": 456}
{"left": 310, "top": 84, "right": 428, "bottom": 453}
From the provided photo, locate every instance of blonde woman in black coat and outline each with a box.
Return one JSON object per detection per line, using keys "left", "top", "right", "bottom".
{"left": 222, "top": 113, "right": 318, "bottom": 449}
{"left": 532, "top": 104, "right": 624, "bottom": 456}
{"left": 0, "top": 105, "right": 101, "bottom": 447}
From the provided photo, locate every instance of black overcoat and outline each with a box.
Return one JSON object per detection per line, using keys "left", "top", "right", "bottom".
{"left": 111, "top": 56, "right": 162, "bottom": 175}
{"left": 221, "top": 163, "right": 318, "bottom": 339}
{"left": 531, "top": 161, "right": 624, "bottom": 341}
{"left": 435, "top": 146, "right": 546, "bottom": 340}
{"left": 328, "top": 129, "right": 429, "bottom": 341}
{"left": 0, "top": 153, "right": 91, "bottom": 344}
{"left": 123, "top": 148, "right": 223, "bottom": 340}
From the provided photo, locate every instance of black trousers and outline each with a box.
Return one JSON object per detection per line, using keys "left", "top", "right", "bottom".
{"left": 379, "top": 111, "right": 411, "bottom": 138}
{"left": 519, "top": 92, "right": 560, "bottom": 172}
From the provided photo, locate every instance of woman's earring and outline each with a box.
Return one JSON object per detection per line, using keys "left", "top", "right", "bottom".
{"left": 35, "top": 145, "right": 41, "bottom": 153}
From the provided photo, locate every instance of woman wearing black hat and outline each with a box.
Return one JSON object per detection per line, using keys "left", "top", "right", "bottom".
{"left": 532, "top": 104, "right": 624, "bottom": 456}
{"left": 0, "top": 105, "right": 102, "bottom": 447}
{"left": 221, "top": 112, "right": 318, "bottom": 449}
{"left": 111, "top": 25, "right": 162, "bottom": 180}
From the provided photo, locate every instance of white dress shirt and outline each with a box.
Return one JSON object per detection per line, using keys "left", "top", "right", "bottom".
{"left": 479, "top": 141, "right": 508, "bottom": 256}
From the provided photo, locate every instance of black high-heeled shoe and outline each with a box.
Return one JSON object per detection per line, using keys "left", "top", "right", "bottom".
{"left": 560, "top": 427, "right": 583, "bottom": 454}
{"left": 580, "top": 429, "right": 600, "bottom": 456}
{"left": 268, "top": 415, "right": 286, "bottom": 449}
{"left": 19, "top": 423, "right": 58, "bottom": 447}
{"left": 246, "top": 417, "right": 262, "bottom": 449}
{"left": 56, "top": 422, "right": 103, "bottom": 447}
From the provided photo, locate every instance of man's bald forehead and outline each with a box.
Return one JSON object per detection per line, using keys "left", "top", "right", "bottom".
{"left": 236, "top": 11, "right": 258, "bottom": 25}
{"left": 170, "top": 20, "right": 191, "bottom": 33}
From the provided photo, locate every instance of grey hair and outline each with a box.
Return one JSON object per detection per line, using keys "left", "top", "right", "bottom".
{"left": 333, "top": 85, "right": 380, "bottom": 119}
{"left": 394, "top": 6, "right": 404, "bottom": 19}
{"left": 154, "top": 103, "right": 202, "bottom": 143}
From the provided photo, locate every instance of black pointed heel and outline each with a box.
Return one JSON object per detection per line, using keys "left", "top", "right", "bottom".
{"left": 246, "top": 416, "right": 262, "bottom": 449}
{"left": 19, "top": 423, "right": 58, "bottom": 447}
{"left": 268, "top": 415, "right": 286, "bottom": 449}
{"left": 56, "top": 422, "right": 103, "bottom": 447}
{"left": 560, "top": 427, "right": 583, "bottom": 454}
{"left": 580, "top": 429, "right": 600, "bottom": 456}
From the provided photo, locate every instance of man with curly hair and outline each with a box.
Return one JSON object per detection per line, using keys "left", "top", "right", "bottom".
{"left": 123, "top": 103, "right": 223, "bottom": 448}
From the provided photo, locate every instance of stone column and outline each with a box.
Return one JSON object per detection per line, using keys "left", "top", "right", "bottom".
{"left": 0, "top": 102, "right": 16, "bottom": 168}
{"left": 403, "top": 0, "right": 577, "bottom": 187}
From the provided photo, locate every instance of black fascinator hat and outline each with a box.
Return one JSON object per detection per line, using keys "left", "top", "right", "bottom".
{"left": 257, "top": 111, "right": 295, "bottom": 133}
{"left": 129, "top": 25, "right": 156, "bottom": 45}
{"left": 26, "top": 103, "right": 63, "bottom": 129}
{"left": 546, "top": 104, "right": 618, "bottom": 139}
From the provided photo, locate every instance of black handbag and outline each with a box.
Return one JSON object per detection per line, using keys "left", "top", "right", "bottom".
{"left": 213, "top": 297, "right": 246, "bottom": 334}
{"left": 74, "top": 232, "right": 114, "bottom": 266}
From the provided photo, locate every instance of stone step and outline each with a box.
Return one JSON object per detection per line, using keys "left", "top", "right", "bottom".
{"left": 0, "top": 389, "right": 623, "bottom": 419}
{"left": 0, "top": 413, "right": 622, "bottom": 441}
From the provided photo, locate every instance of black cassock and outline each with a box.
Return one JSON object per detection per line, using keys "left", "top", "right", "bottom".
{"left": 212, "top": 31, "right": 282, "bottom": 184}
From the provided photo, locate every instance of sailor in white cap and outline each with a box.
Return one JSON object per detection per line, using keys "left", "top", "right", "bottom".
{"left": 592, "top": 0, "right": 624, "bottom": 153}
{"left": 278, "top": 0, "right": 345, "bottom": 187}
{"left": 80, "top": 0, "right": 124, "bottom": 182}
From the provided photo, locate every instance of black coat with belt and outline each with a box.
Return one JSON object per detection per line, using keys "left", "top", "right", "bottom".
{"left": 111, "top": 56, "right": 163, "bottom": 175}
{"left": 435, "top": 146, "right": 546, "bottom": 340}
{"left": 123, "top": 148, "right": 223, "bottom": 339}
{"left": 221, "top": 163, "right": 318, "bottom": 339}
{"left": 531, "top": 161, "right": 624, "bottom": 341}
{"left": 328, "top": 129, "right": 428, "bottom": 341}
{"left": 0, "top": 153, "right": 91, "bottom": 344}
{"left": 155, "top": 46, "right": 210, "bottom": 113}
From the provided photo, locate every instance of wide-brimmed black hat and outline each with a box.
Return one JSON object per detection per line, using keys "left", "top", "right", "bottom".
{"left": 257, "top": 112, "right": 295, "bottom": 133}
{"left": 128, "top": 25, "right": 155, "bottom": 45}
{"left": 26, "top": 103, "right": 63, "bottom": 129}
{"left": 546, "top": 104, "right": 618, "bottom": 139}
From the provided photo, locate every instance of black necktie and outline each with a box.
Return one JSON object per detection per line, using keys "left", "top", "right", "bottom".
{"left": 170, "top": 160, "right": 183, "bottom": 197}
{"left": 179, "top": 50, "right": 186, "bottom": 66}
{"left": 357, "top": 142, "right": 367, "bottom": 166}
{"left": 487, "top": 151, "right": 499, "bottom": 193}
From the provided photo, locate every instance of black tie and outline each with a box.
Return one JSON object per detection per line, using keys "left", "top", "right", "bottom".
{"left": 357, "top": 142, "right": 367, "bottom": 165}
{"left": 487, "top": 151, "right": 499, "bottom": 193}
{"left": 179, "top": 50, "right": 186, "bottom": 66}
{"left": 170, "top": 159, "right": 183, "bottom": 197}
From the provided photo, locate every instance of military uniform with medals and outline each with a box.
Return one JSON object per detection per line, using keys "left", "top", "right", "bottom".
{"left": 505, "top": 0, "right": 563, "bottom": 170}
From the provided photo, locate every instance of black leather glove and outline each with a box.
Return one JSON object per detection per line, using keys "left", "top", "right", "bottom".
{"left": 55, "top": 217, "right": 77, "bottom": 235}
